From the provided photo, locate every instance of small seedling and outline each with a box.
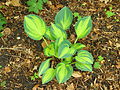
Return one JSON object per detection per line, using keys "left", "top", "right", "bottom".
{"left": 94, "top": 56, "right": 104, "bottom": 69}
{"left": 94, "top": 62, "right": 101, "bottom": 69}
{"left": 30, "top": 72, "right": 39, "bottom": 81}
{"left": 73, "top": 12, "right": 81, "bottom": 20}
{"left": 0, "top": 81, "right": 6, "bottom": 87}
{"left": 24, "top": 6, "right": 94, "bottom": 84}
{"left": 105, "top": 6, "right": 116, "bottom": 18}
{"left": 27, "top": 0, "right": 48, "bottom": 13}
{"left": 98, "top": 56, "right": 104, "bottom": 61}
{"left": 106, "top": 11, "right": 115, "bottom": 18}
{"left": 0, "top": 13, "right": 7, "bottom": 37}
{"left": 0, "top": 65, "right": 3, "bottom": 69}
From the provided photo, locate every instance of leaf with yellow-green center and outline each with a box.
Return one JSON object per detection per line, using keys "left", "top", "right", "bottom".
{"left": 42, "top": 68, "right": 55, "bottom": 84}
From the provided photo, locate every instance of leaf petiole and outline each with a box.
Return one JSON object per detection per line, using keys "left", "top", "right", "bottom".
{"left": 70, "top": 62, "right": 76, "bottom": 65}
{"left": 74, "top": 38, "right": 78, "bottom": 44}
{"left": 42, "top": 37, "right": 48, "bottom": 46}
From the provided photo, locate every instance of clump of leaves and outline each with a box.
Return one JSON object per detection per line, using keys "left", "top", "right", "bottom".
{"left": 0, "top": 13, "right": 7, "bottom": 37}
{"left": 27, "top": 0, "right": 48, "bottom": 13}
{"left": 94, "top": 56, "right": 104, "bottom": 69}
{"left": 24, "top": 6, "right": 94, "bottom": 84}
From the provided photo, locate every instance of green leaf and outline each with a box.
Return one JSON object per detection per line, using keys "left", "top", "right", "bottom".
{"left": 75, "top": 50, "right": 94, "bottom": 64}
{"left": 0, "top": 65, "right": 3, "bottom": 69}
{"left": 106, "top": 11, "right": 115, "bottom": 18}
{"left": 50, "top": 23, "right": 67, "bottom": 40}
{"left": 75, "top": 16, "right": 92, "bottom": 39}
{"left": 42, "top": 68, "right": 55, "bottom": 84}
{"left": 58, "top": 40, "right": 71, "bottom": 58}
{"left": 44, "top": 26, "right": 55, "bottom": 40}
{"left": 34, "top": 72, "right": 39, "bottom": 78}
{"left": 71, "top": 43, "right": 86, "bottom": 50}
{"left": 73, "top": 12, "right": 81, "bottom": 20}
{"left": 75, "top": 62, "right": 92, "bottom": 72}
{"left": 94, "top": 62, "right": 101, "bottom": 69}
{"left": 56, "top": 63, "right": 73, "bottom": 83}
{"left": 0, "top": 33, "right": 3, "bottom": 37}
{"left": 44, "top": 42, "right": 56, "bottom": 57}
{"left": 0, "top": 13, "right": 7, "bottom": 31}
{"left": 24, "top": 14, "right": 46, "bottom": 40}
{"left": 64, "top": 57, "right": 73, "bottom": 63}
{"left": 98, "top": 56, "right": 104, "bottom": 61}
{"left": 38, "top": 58, "right": 51, "bottom": 76}
{"left": 0, "top": 81, "right": 6, "bottom": 87}
{"left": 27, "top": 0, "right": 47, "bottom": 13}
{"left": 55, "top": 37, "right": 64, "bottom": 51}
{"left": 73, "top": 12, "right": 79, "bottom": 17}
{"left": 43, "top": 0, "right": 48, "bottom": 3}
{"left": 55, "top": 6, "right": 73, "bottom": 30}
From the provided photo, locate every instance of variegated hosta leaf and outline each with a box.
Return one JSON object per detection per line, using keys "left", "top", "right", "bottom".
{"left": 58, "top": 40, "right": 71, "bottom": 58}
{"left": 55, "top": 37, "right": 64, "bottom": 51}
{"left": 55, "top": 6, "right": 73, "bottom": 30}
{"left": 75, "top": 62, "right": 92, "bottom": 72}
{"left": 24, "top": 14, "right": 46, "bottom": 40}
{"left": 38, "top": 58, "right": 51, "bottom": 76}
{"left": 75, "top": 50, "right": 94, "bottom": 64}
{"left": 44, "top": 42, "right": 56, "bottom": 57}
{"left": 50, "top": 23, "right": 67, "bottom": 39}
{"left": 42, "top": 68, "right": 55, "bottom": 84}
{"left": 44, "top": 26, "right": 55, "bottom": 40}
{"left": 75, "top": 16, "right": 92, "bottom": 39}
{"left": 56, "top": 62, "right": 73, "bottom": 83}
{"left": 71, "top": 43, "right": 86, "bottom": 50}
{"left": 64, "top": 57, "right": 73, "bottom": 63}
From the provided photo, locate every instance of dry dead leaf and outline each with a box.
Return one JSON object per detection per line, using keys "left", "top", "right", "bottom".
{"left": 41, "top": 40, "right": 50, "bottom": 48}
{"left": 66, "top": 83, "right": 75, "bottom": 90}
{"left": 99, "top": 0, "right": 112, "bottom": 4}
{"left": 32, "top": 84, "right": 43, "bottom": 90}
{"left": 3, "top": 28, "right": 11, "bottom": 36}
{"left": 6, "top": 0, "right": 21, "bottom": 6}
{"left": 116, "top": 62, "right": 120, "bottom": 69}
{"left": 72, "top": 71, "right": 82, "bottom": 78}
{"left": 4, "top": 66, "right": 11, "bottom": 73}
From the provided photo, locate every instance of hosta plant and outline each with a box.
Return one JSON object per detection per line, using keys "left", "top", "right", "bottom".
{"left": 24, "top": 6, "right": 94, "bottom": 84}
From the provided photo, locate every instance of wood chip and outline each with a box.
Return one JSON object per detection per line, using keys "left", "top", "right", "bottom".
{"left": 72, "top": 71, "right": 82, "bottom": 78}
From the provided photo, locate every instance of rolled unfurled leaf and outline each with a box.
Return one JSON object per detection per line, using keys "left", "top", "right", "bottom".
{"left": 38, "top": 58, "right": 51, "bottom": 76}
{"left": 75, "top": 50, "right": 94, "bottom": 64}
{"left": 24, "top": 14, "right": 46, "bottom": 40}
{"left": 50, "top": 23, "right": 67, "bottom": 40}
{"left": 75, "top": 16, "right": 92, "bottom": 39}
{"left": 55, "top": 6, "right": 73, "bottom": 30}
{"left": 42, "top": 68, "right": 55, "bottom": 84}
{"left": 56, "top": 62, "right": 73, "bottom": 83}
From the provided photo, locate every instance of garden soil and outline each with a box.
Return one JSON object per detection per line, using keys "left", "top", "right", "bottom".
{"left": 0, "top": 0, "right": 120, "bottom": 89}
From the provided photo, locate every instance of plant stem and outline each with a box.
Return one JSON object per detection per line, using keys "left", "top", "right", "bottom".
{"left": 42, "top": 37, "right": 48, "bottom": 46}
{"left": 74, "top": 38, "right": 78, "bottom": 44}
{"left": 70, "top": 62, "right": 76, "bottom": 65}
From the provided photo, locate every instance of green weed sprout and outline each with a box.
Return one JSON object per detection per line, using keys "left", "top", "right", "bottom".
{"left": 0, "top": 13, "right": 7, "bottom": 37}
{"left": 27, "top": 0, "right": 48, "bottom": 13}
